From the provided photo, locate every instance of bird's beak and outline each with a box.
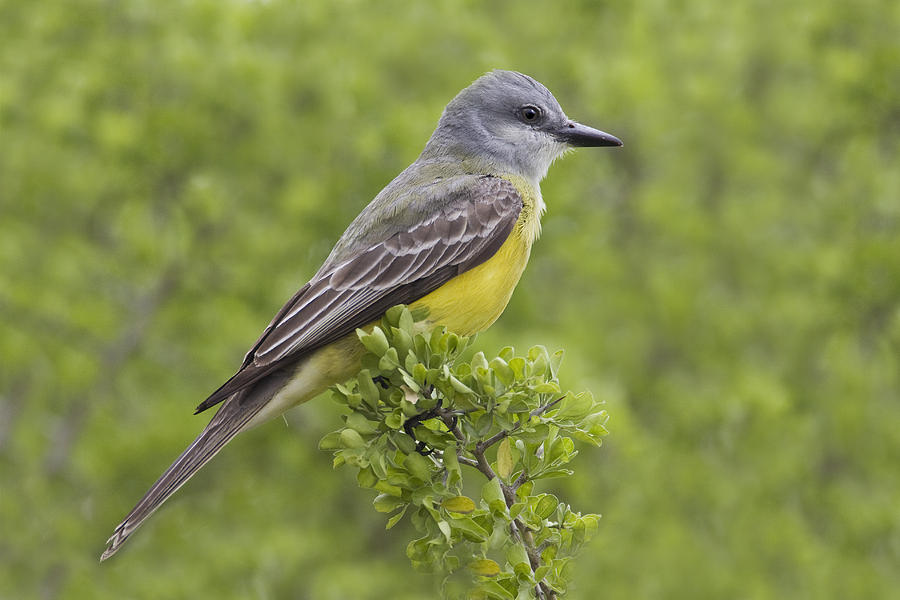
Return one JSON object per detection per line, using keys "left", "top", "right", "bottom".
{"left": 553, "top": 120, "right": 623, "bottom": 147}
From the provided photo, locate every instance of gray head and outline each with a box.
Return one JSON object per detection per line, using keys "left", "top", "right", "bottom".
{"left": 421, "top": 70, "right": 621, "bottom": 183}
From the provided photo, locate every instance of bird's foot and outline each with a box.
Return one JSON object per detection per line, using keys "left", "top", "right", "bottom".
{"left": 403, "top": 398, "right": 458, "bottom": 455}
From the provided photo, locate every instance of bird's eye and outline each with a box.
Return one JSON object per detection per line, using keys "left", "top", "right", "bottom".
{"left": 519, "top": 105, "right": 542, "bottom": 122}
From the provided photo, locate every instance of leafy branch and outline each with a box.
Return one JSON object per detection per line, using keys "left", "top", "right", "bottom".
{"left": 319, "top": 306, "right": 609, "bottom": 599}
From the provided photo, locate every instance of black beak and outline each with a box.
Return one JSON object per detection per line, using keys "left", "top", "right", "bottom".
{"left": 553, "top": 120, "right": 623, "bottom": 147}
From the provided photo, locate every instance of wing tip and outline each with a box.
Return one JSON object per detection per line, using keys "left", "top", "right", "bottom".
{"left": 100, "top": 527, "right": 127, "bottom": 562}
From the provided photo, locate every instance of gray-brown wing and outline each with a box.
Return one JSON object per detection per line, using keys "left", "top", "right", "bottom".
{"left": 195, "top": 175, "right": 522, "bottom": 413}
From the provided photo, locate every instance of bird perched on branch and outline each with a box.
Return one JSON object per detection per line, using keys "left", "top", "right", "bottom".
{"left": 101, "top": 70, "right": 621, "bottom": 560}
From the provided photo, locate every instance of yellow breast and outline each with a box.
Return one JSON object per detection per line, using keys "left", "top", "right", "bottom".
{"left": 411, "top": 175, "right": 542, "bottom": 336}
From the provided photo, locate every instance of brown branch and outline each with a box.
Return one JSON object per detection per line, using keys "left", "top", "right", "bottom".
{"left": 437, "top": 404, "right": 559, "bottom": 600}
{"left": 478, "top": 396, "right": 564, "bottom": 453}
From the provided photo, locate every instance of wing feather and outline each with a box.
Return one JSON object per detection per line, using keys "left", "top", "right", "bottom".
{"left": 195, "top": 175, "right": 522, "bottom": 413}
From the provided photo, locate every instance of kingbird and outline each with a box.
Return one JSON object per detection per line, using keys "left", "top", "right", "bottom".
{"left": 101, "top": 70, "right": 621, "bottom": 560}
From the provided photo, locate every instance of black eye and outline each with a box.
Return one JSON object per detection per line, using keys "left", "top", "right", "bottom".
{"left": 519, "top": 105, "right": 542, "bottom": 122}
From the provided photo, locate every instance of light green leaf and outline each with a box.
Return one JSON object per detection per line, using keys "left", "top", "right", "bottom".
{"left": 506, "top": 542, "right": 530, "bottom": 570}
{"left": 496, "top": 437, "right": 514, "bottom": 480}
{"left": 318, "top": 431, "right": 342, "bottom": 450}
{"left": 437, "top": 519, "right": 451, "bottom": 541}
{"left": 398, "top": 305, "right": 415, "bottom": 332}
{"left": 373, "top": 493, "right": 405, "bottom": 513}
{"left": 339, "top": 429, "right": 365, "bottom": 448}
{"left": 378, "top": 346, "right": 400, "bottom": 370}
{"left": 534, "top": 494, "right": 559, "bottom": 519}
{"left": 449, "top": 374, "right": 475, "bottom": 395}
{"left": 468, "top": 558, "right": 502, "bottom": 577}
{"left": 490, "top": 357, "right": 515, "bottom": 386}
{"left": 357, "top": 467, "right": 378, "bottom": 489}
{"left": 557, "top": 392, "right": 593, "bottom": 420}
{"left": 358, "top": 327, "right": 389, "bottom": 356}
{"left": 482, "top": 477, "right": 507, "bottom": 514}
{"left": 403, "top": 451, "right": 433, "bottom": 481}
{"left": 356, "top": 370, "right": 381, "bottom": 409}
{"left": 346, "top": 411, "right": 378, "bottom": 435}
{"left": 449, "top": 516, "right": 490, "bottom": 541}
{"left": 374, "top": 480, "right": 403, "bottom": 497}
{"left": 385, "top": 506, "right": 408, "bottom": 529}
{"left": 475, "top": 580, "right": 516, "bottom": 600}
{"left": 442, "top": 495, "right": 476, "bottom": 514}
{"left": 384, "top": 304, "right": 406, "bottom": 328}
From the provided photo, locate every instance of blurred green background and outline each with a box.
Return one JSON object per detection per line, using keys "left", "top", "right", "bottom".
{"left": 2, "top": 0, "right": 898, "bottom": 598}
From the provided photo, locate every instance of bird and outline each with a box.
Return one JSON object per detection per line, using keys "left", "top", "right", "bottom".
{"left": 100, "top": 69, "right": 622, "bottom": 560}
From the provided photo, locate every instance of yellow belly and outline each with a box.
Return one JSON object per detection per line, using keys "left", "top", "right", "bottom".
{"left": 411, "top": 215, "right": 535, "bottom": 335}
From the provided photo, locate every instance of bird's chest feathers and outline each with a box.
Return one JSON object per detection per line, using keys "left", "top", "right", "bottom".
{"left": 412, "top": 175, "right": 543, "bottom": 335}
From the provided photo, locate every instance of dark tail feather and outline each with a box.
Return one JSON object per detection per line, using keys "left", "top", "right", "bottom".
{"left": 101, "top": 370, "right": 290, "bottom": 561}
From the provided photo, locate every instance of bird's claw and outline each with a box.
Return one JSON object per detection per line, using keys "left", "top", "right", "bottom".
{"left": 403, "top": 399, "right": 444, "bottom": 455}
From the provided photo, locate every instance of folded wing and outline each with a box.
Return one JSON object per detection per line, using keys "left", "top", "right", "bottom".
{"left": 195, "top": 175, "right": 522, "bottom": 413}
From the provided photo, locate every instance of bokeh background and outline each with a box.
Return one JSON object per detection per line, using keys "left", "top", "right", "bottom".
{"left": 2, "top": 1, "right": 898, "bottom": 598}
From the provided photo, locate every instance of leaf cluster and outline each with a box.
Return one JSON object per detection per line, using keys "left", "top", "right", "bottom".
{"left": 320, "top": 306, "right": 608, "bottom": 599}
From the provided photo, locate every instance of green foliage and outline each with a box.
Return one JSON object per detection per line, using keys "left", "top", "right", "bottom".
{"left": 321, "top": 307, "right": 607, "bottom": 599}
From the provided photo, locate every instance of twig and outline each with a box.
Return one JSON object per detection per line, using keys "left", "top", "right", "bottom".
{"left": 477, "top": 396, "right": 564, "bottom": 452}
{"left": 436, "top": 404, "right": 560, "bottom": 600}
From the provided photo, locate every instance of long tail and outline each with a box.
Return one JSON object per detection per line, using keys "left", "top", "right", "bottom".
{"left": 100, "top": 369, "right": 291, "bottom": 561}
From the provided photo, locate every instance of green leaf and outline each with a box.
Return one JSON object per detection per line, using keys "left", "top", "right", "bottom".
{"left": 533, "top": 381, "right": 561, "bottom": 394}
{"left": 358, "top": 327, "right": 389, "bottom": 357}
{"left": 534, "top": 494, "right": 559, "bottom": 519}
{"left": 412, "top": 362, "right": 428, "bottom": 385}
{"left": 385, "top": 410, "right": 404, "bottom": 429}
{"left": 346, "top": 411, "right": 378, "bottom": 435}
{"left": 339, "top": 429, "right": 365, "bottom": 449}
{"left": 374, "top": 480, "right": 403, "bottom": 497}
{"left": 547, "top": 436, "right": 575, "bottom": 465}
{"left": 443, "top": 442, "right": 461, "bottom": 486}
{"left": 449, "top": 374, "right": 475, "bottom": 395}
{"left": 356, "top": 370, "right": 381, "bottom": 410}
{"left": 516, "top": 480, "right": 534, "bottom": 500}
{"left": 506, "top": 542, "right": 530, "bottom": 571}
{"left": 549, "top": 349, "right": 565, "bottom": 378}
{"left": 317, "top": 431, "right": 342, "bottom": 450}
{"left": 384, "top": 304, "right": 406, "bottom": 328}
{"left": 385, "top": 506, "right": 408, "bottom": 529}
{"left": 469, "top": 558, "right": 501, "bottom": 577}
{"left": 437, "top": 519, "right": 452, "bottom": 541}
{"left": 403, "top": 451, "right": 433, "bottom": 481}
{"left": 508, "top": 357, "right": 526, "bottom": 380}
{"left": 516, "top": 423, "right": 550, "bottom": 444}
{"left": 400, "top": 371, "right": 421, "bottom": 393}
{"left": 496, "top": 437, "right": 514, "bottom": 480}
{"left": 398, "top": 305, "right": 415, "bottom": 332}
{"left": 532, "top": 468, "right": 574, "bottom": 480}
{"left": 357, "top": 467, "right": 378, "bottom": 489}
{"left": 379, "top": 346, "right": 400, "bottom": 370}
{"left": 474, "top": 412, "right": 493, "bottom": 436}
{"left": 482, "top": 477, "right": 507, "bottom": 514}
{"left": 557, "top": 392, "right": 593, "bottom": 420}
{"left": 442, "top": 495, "right": 476, "bottom": 514}
{"left": 474, "top": 580, "right": 516, "bottom": 599}
{"left": 490, "top": 357, "right": 515, "bottom": 386}
{"left": 449, "top": 516, "right": 490, "bottom": 541}
{"left": 393, "top": 432, "right": 417, "bottom": 454}
{"left": 529, "top": 345, "right": 550, "bottom": 376}
{"left": 373, "top": 493, "right": 405, "bottom": 513}
{"left": 391, "top": 326, "right": 414, "bottom": 357}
